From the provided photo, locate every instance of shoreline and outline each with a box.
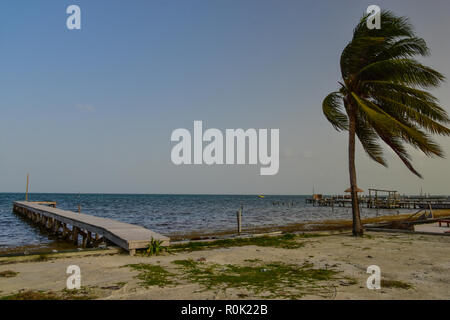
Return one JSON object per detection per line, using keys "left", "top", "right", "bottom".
{"left": 2, "top": 209, "right": 449, "bottom": 255}
{"left": 168, "top": 209, "right": 450, "bottom": 240}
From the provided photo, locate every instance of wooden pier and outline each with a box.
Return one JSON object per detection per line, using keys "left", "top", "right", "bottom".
{"left": 13, "top": 201, "right": 169, "bottom": 255}
{"left": 306, "top": 196, "right": 450, "bottom": 210}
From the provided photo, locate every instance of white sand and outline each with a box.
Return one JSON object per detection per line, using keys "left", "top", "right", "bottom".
{"left": 0, "top": 231, "right": 449, "bottom": 300}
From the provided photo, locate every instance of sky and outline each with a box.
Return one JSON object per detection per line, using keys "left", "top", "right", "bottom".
{"left": 0, "top": 0, "right": 449, "bottom": 195}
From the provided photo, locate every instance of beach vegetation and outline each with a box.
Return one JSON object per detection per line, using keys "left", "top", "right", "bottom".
{"left": 1, "top": 287, "right": 97, "bottom": 300}
{"left": 170, "top": 233, "right": 309, "bottom": 252}
{"left": 381, "top": 279, "right": 412, "bottom": 289}
{"left": 34, "top": 254, "right": 50, "bottom": 262}
{"left": 61, "top": 286, "right": 98, "bottom": 299}
{"left": 172, "top": 259, "right": 341, "bottom": 299}
{"left": 323, "top": 11, "right": 449, "bottom": 237}
{"left": 1, "top": 290, "right": 59, "bottom": 300}
{"left": 124, "top": 263, "right": 176, "bottom": 287}
{"left": 0, "top": 270, "right": 19, "bottom": 278}
{"left": 145, "top": 237, "right": 164, "bottom": 256}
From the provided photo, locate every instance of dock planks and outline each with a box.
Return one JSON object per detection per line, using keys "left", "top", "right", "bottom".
{"left": 13, "top": 201, "right": 169, "bottom": 255}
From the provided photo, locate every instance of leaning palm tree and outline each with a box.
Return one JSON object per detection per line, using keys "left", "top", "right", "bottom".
{"left": 323, "top": 11, "right": 450, "bottom": 236}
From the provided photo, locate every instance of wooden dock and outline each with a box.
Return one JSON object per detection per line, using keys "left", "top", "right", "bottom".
{"left": 305, "top": 196, "right": 450, "bottom": 210}
{"left": 13, "top": 201, "right": 170, "bottom": 255}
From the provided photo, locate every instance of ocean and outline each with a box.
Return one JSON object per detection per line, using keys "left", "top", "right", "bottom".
{"left": 0, "top": 193, "right": 406, "bottom": 252}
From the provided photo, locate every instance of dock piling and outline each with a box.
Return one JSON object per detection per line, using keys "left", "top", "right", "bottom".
{"left": 236, "top": 209, "right": 242, "bottom": 234}
{"left": 25, "top": 173, "right": 29, "bottom": 202}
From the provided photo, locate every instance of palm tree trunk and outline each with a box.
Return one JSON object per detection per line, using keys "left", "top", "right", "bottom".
{"left": 348, "top": 109, "right": 364, "bottom": 237}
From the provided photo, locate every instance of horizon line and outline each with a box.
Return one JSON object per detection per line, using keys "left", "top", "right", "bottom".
{"left": 1, "top": 191, "right": 448, "bottom": 197}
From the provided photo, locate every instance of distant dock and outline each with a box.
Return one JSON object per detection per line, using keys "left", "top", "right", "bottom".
{"left": 305, "top": 196, "right": 450, "bottom": 210}
{"left": 13, "top": 201, "right": 169, "bottom": 255}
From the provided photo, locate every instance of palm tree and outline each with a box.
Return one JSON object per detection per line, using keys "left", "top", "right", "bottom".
{"left": 323, "top": 11, "right": 450, "bottom": 236}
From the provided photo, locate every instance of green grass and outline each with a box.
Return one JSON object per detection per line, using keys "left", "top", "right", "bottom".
{"left": 34, "top": 254, "right": 50, "bottom": 262}
{"left": 170, "top": 233, "right": 321, "bottom": 252}
{"left": 381, "top": 279, "right": 412, "bottom": 290}
{"left": 61, "top": 287, "right": 98, "bottom": 300}
{"left": 1, "top": 291, "right": 59, "bottom": 300}
{"left": 143, "top": 238, "right": 165, "bottom": 256}
{"left": 124, "top": 264, "right": 176, "bottom": 288}
{"left": 1, "top": 287, "right": 97, "bottom": 300}
{"left": 0, "top": 270, "right": 19, "bottom": 278}
{"left": 172, "top": 259, "right": 340, "bottom": 299}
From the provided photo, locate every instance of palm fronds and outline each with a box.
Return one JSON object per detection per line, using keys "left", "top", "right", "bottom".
{"left": 323, "top": 10, "right": 448, "bottom": 178}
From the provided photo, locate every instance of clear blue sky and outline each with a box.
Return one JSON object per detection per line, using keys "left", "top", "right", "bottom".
{"left": 1, "top": 0, "right": 449, "bottom": 194}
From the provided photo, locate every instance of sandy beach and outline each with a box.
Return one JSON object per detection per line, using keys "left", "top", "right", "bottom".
{"left": 1, "top": 229, "right": 449, "bottom": 300}
{"left": 2, "top": 0, "right": 450, "bottom": 308}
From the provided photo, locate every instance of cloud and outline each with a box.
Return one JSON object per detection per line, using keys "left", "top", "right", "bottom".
{"left": 75, "top": 104, "right": 96, "bottom": 113}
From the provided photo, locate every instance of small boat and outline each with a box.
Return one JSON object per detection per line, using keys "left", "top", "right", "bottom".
{"left": 257, "top": 195, "right": 265, "bottom": 199}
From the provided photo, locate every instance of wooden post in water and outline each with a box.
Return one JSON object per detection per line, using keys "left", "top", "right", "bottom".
{"left": 236, "top": 209, "right": 242, "bottom": 235}
{"left": 25, "top": 173, "right": 29, "bottom": 202}
{"left": 428, "top": 203, "right": 433, "bottom": 218}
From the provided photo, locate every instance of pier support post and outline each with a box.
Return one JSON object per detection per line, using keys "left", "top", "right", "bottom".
{"left": 236, "top": 209, "right": 242, "bottom": 234}
{"left": 87, "top": 231, "right": 92, "bottom": 247}
{"left": 72, "top": 227, "right": 79, "bottom": 245}
{"left": 25, "top": 173, "right": 29, "bottom": 202}
{"left": 47, "top": 218, "right": 54, "bottom": 230}
{"left": 81, "top": 230, "right": 88, "bottom": 248}
{"left": 62, "top": 224, "right": 69, "bottom": 238}
{"left": 53, "top": 221, "right": 61, "bottom": 234}
{"left": 41, "top": 216, "right": 47, "bottom": 227}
